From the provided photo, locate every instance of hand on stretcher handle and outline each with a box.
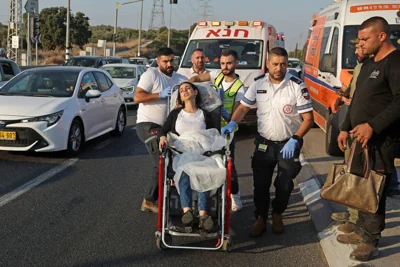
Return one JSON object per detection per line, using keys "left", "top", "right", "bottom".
{"left": 159, "top": 136, "right": 168, "bottom": 152}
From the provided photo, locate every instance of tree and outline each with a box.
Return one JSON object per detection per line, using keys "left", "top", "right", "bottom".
{"left": 39, "top": 7, "right": 91, "bottom": 50}
{"left": 71, "top": 12, "right": 92, "bottom": 48}
{"left": 39, "top": 7, "right": 67, "bottom": 50}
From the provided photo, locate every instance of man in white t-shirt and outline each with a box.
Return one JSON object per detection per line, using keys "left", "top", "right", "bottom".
{"left": 189, "top": 49, "right": 245, "bottom": 212}
{"left": 134, "top": 47, "right": 188, "bottom": 213}
{"left": 189, "top": 48, "right": 210, "bottom": 78}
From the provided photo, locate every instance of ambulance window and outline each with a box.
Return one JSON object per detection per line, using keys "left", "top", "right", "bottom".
{"left": 319, "top": 27, "right": 331, "bottom": 68}
{"left": 329, "top": 27, "right": 340, "bottom": 75}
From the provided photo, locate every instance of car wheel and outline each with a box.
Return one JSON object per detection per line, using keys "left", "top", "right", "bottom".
{"left": 111, "top": 107, "right": 126, "bottom": 136}
{"left": 67, "top": 119, "right": 84, "bottom": 155}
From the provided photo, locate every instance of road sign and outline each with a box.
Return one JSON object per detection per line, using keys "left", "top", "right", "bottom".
{"left": 97, "top": 40, "right": 106, "bottom": 48}
{"left": 25, "top": 0, "right": 39, "bottom": 14}
{"left": 12, "top": 36, "right": 19, "bottom": 48}
{"left": 31, "top": 35, "right": 41, "bottom": 44}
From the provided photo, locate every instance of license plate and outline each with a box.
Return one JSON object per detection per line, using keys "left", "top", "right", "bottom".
{"left": 0, "top": 131, "right": 16, "bottom": 140}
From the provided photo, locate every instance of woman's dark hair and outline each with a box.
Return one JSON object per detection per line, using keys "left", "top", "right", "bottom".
{"left": 176, "top": 82, "right": 202, "bottom": 108}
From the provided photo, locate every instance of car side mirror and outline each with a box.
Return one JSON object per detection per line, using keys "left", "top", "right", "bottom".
{"left": 85, "top": 89, "right": 101, "bottom": 102}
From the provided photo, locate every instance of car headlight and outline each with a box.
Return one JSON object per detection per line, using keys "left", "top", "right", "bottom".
{"left": 21, "top": 110, "right": 64, "bottom": 127}
{"left": 121, "top": 86, "right": 135, "bottom": 94}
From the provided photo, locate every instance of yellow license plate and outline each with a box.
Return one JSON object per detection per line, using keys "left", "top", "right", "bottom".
{"left": 0, "top": 131, "right": 16, "bottom": 140}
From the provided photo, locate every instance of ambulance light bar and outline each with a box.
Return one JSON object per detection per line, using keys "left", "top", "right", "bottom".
{"left": 225, "top": 21, "right": 235, "bottom": 26}
{"left": 211, "top": 21, "right": 221, "bottom": 26}
{"left": 198, "top": 21, "right": 207, "bottom": 26}
{"left": 238, "top": 21, "right": 248, "bottom": 26}
{"left": 252, "top": 21, "right": 263, "bottom": 26}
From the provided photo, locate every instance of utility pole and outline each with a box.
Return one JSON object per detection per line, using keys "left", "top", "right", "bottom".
{"left": 199, "top": 0, "right": 212, "bottom": 20}
{"left": 138, "top": 0, "right": 143, "bottom": 56}
{"left": 65, "top": 0, "right": 70, "bottom": 61}
{"left": 7, "top": 0, "right": 22, "bottom": 63}
{"left": 149, "top": 0, "right": 165, "bottom": 30}
{"left": 27, "top": 12, "right": 31, "bottom": 65}
{"left": 188, "top": 6, "right": 192, "bottom": 39}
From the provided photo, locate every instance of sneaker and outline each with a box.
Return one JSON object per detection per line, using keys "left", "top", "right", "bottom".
{"left": 199, "top": 215, "right": 214, "bottom": 232}
{"left": 181, "top": 210, "right": 194, "bottom": 225}
{"left": 231, "top": 192, "right": 243, "bottom": 211}
{"left": 141, "top": 199, "right": 158, "bottom": 213}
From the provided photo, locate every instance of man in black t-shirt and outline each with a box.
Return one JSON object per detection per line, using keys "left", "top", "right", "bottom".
{"left": 337, "top": 16, "right": 400, "bottom": 262}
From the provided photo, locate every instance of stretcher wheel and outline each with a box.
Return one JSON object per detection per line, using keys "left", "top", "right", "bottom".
{"left": 222, "top": 236, "right": 234, "bottom": 252}
{"left": 156, "top": 234, "right": 172, "bottom": 250}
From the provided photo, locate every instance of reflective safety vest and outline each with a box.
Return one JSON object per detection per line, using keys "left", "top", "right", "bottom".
{"left": 214, "top": 72, "right": 243, "bottom": 130}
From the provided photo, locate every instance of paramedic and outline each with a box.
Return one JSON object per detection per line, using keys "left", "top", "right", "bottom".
{"left": 222, "top": 47, "right": 314, "bottom": 237}
{"left": 189, "top": 48, "right": 245, "bottom": 212}
{"left": 190, "top": 48, "right": 210, "bottom": 77}
{"left": 134, "top": 47, "right": 188, "bottom": 213}
{"left": 158, "top": 81, "right": 217, "bottom": 231}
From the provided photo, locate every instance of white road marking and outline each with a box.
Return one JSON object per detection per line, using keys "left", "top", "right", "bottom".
{"left": 0, "top": 158, "right": 78, "bottom": 208}
{"left": 94, "top": 139, "right": 113, "bottom": 150}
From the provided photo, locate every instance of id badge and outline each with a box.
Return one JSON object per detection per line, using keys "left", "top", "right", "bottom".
{"left": 258, "top": 143, "right": 268, "bottom": 152}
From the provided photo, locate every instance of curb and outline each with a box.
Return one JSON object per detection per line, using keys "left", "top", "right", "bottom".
{"left": 297, "top": 153, "right": 362, "bottom": 267}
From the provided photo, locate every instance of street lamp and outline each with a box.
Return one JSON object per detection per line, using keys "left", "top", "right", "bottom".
{"left": 113, "top": 0, "right": 144, "bottom": 57}
{"left": 168, "top": 0, "right": 178, "bottom": 48}
{"left": 65, "top": 0, "right": 71, "bottom": 61}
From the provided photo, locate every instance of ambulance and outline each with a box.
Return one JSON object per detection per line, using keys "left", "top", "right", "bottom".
{"left": 303, "top": 0, "right": 400, "bottom": 156}
{"left": 177, "top": 20, "right": 283, "bottom": 87}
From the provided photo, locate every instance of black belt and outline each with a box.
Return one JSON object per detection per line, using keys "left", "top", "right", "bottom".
{"left": 257, "top": 135, "right": 289, "bottom": 145}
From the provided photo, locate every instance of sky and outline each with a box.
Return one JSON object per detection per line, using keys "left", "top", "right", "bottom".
{"left": 1, "top": 0, "right": 334, "bottom": 51}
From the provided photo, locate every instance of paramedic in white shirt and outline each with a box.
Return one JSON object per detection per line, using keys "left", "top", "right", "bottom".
{"left": 134, "top": 47, "right": 188, "bottom": 213}
{"left": 222, "top": 47, "right": 314, "bottom": 237}
{"left": 189, "top": 49, "right": 246, "bottom": 212}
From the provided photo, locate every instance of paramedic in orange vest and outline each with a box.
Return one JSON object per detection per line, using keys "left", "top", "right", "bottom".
{"left": 189, "top": 48, "right": 245, "bottom": 212}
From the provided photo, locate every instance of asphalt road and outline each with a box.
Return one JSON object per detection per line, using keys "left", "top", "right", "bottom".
{"left": 0, "top": 108, "right": 328, "bottom": 267}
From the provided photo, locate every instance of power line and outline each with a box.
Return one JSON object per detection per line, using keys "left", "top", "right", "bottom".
{"left": 198, "top": 0, "right": 212, "bottom": 21}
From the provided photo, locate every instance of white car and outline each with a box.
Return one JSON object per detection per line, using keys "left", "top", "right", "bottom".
{"left": 287, "top": 57, "right": 302, "bottom": 77}
{"left": 0, "top": 67, "right": 126, "bottom": 154}
{"left": 101, "top": 63, "right": 146, "bottom": 106}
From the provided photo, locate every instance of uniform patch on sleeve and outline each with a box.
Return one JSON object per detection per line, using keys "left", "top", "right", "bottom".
{"left": 290, "top": 76, "right": 302, "bottom": 85}
{"left": 254, "top": 74, "right": 266, "bottom": 81}
{"left": 301, "top": 87, "right": 310, "bottom": 100}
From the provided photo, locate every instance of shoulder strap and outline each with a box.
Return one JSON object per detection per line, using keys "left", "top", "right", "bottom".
{"left": 214, "top": 72, "right": 225, "bottom": 87}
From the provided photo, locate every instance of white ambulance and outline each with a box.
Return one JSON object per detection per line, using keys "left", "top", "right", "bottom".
{"left": 177, "top": 20, "right": 283, "bottom": 87}
{"left": 303, "top": 0, "right": 400, "bottom": 156}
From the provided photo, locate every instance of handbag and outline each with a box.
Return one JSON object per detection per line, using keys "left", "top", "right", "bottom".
{"left": 320, "top": 142, "right": 386, "bottom": 213}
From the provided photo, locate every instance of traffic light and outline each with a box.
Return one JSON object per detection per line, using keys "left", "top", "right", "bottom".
{"left": 170, "top": 0, "right": 178, "bottom": 3}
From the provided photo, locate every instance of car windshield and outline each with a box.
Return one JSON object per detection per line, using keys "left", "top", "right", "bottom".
{"left": 102, "top": 66, "right": 136, "bottom": 79}
{"left": 342, "top": 24, "right": 400, "bottom": 69}
{"left": 181, "top": 39, "right": 263, "bottom": 69}
{"left": 65, "top": 58, "right": 96, "bottom": 67}
{"left": 288, "top": 60, "right": 300, "bottom": 68}
{"left": 129, "top": 58, "right": 146, "bottom": 64}
{"left": 0, "top": 69, "right": 79, "bottom": 97}
{"left": 106, "top": 58, "right": 122, "bottom": 64}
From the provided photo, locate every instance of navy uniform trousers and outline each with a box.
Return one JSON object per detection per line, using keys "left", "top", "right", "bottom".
{"left": 251, "top": 135, "right": 302, "bottom": 220}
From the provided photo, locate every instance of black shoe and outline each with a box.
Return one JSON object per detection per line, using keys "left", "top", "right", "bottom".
{"left": 182, "top": 210, "right": 194, "bottom": 225}
{"left": 199, "top": 215, "right": 214, "bottom": 232}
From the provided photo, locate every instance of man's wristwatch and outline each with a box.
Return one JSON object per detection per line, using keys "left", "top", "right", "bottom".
{"left": 291, "top": 135, "right": 303, "bottom": 143}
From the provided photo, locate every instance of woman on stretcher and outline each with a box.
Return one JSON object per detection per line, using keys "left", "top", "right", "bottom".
{"left": 158, "top": 81, "right": 218, "bottom": 232}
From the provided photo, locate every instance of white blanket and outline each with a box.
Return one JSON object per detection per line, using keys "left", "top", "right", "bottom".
{"left": 169, "top": 129, "right": 232, "bottom": 194}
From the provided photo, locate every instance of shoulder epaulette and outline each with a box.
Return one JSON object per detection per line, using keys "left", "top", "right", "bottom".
{"left": 289, "top": 75, "right": 302, "bottom": 85}
{"left": 254, "top": 74, "right": 265, "bottom": 81}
